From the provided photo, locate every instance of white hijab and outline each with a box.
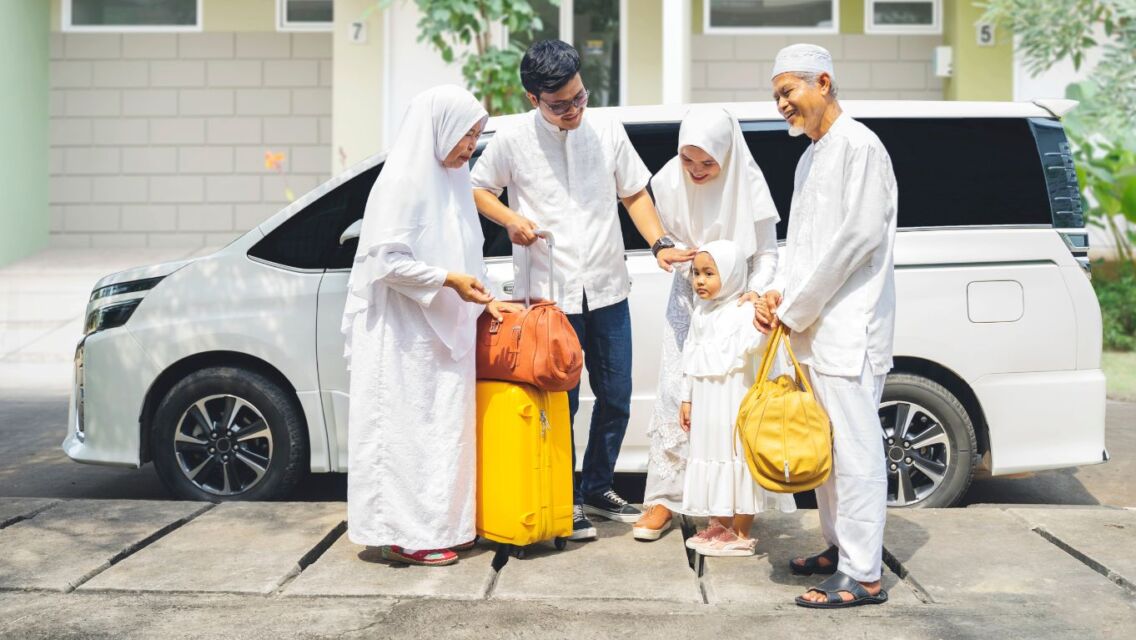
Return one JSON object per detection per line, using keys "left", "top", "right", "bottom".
{"left": 651, "top": 106, "right": 780, "bottom": 260}
{"left": 682, "top": 240, "right": 763, "bottom": 377}
{"left": 342, "top": 85, "right": 489, "bottom": 363}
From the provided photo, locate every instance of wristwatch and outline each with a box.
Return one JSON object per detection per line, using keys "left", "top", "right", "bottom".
{"left": 651, "top": 235, "right": 676, "bottom": 257}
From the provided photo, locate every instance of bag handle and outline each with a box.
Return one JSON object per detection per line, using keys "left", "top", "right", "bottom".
{"left": 518, "top": 229, "right": 556, "bottom": 308}
{"left": 755, "top": 324, "right": 814, "bottom": 396}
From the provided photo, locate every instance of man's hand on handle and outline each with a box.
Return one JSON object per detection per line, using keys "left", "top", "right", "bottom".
{"left": 680, "top": 402, "right": 692, "bottom": 433}
{"left": 506, "top": 215, "right": 540, "bottom": 246}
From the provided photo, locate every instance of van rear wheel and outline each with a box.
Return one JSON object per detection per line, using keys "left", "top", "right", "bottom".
{"left": 151, "top": 366, "right": 306, "bottom": 501}
{"left": 878, "top": 374, "right": 977, "bottom": 508}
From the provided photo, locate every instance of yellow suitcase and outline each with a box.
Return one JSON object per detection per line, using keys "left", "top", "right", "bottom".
{"left": 476, "top": 381, "right": 574, "bottom": 550}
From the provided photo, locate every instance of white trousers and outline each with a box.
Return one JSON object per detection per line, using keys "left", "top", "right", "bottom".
{"left": 804, "top": 359, "right": 887, "bottom": 583}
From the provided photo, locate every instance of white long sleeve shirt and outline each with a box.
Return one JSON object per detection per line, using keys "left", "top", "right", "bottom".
{"left": 772, "top": 114, "right": 898, "bottom": 377}
{"left": 471, "top": 110, "right": 652, "bottom": 314}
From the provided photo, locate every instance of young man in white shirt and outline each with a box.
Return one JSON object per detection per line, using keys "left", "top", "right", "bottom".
{"left": 756, "top": 44, "right": 898, "bottom": 608}
{"left": 471, "top": 40, "right": 694, "bottom": 541}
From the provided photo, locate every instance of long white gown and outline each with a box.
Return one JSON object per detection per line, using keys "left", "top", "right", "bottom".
{"left": 345, "top": 251, "right": 478, "bottom": 550}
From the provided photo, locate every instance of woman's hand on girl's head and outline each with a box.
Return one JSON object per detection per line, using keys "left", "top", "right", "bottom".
{"left": 680, "top": 402, "right": 692, "bottom": 432}
{"left": 444, "top": 272, "right": 494, "bottom": 304}
{"left": 486, "top": 299, "right": 522, "bottom": 321}
{"left": 656, "top": 247, "right": 698, "bottom": 272}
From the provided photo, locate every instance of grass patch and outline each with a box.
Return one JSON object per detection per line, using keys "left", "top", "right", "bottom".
{"left": 1103, "top": 351, "right": 1136, "bottom": 402}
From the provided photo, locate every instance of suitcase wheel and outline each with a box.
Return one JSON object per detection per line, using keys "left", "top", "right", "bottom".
{"left": 554, "top": 537, "right": 567, "bottom": 551}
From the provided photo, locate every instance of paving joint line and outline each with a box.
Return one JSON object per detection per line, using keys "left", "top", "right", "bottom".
{"left": 272, "top": 519, "right": 348, "bottom": 596}
{"left": 63, "top": 502, "right": 217, "bottom": 594}
{"left": 0, "top": 500, "right": 62, "bottom": 530}
{"left": 1030, "top": 526, "right": 1136, "bottom": 596}
{"left": 882, "top": 545, "right": 935, "bottom": 604}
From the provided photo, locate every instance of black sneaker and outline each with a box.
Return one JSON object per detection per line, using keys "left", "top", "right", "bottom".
{"left": 570, "top": 505, "right": 597, "bottom": 541}
{"left": 583, "top": 489, "right": 642, "bottom": 523}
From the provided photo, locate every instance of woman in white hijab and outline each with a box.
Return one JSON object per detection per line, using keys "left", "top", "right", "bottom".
{"left": 634, "top": 106, "right": 781, "bottom": 541}
{"left": 342, "top": 85, "right": 517, "bottom": 567}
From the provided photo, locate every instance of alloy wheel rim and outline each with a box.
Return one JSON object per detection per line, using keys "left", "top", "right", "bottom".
{"left": 878, "top": 401, "right": 951, "bottom": 507}
{"left": 173, "top": 394, "right": 273, "bottom": 496}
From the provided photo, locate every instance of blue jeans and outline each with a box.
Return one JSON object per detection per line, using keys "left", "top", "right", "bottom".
{"left": 566, "top": 295, "right": 633, "bottom": 505}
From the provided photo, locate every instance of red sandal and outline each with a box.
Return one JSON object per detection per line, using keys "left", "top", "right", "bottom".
{"left": 381, "top": 545, "right": 458, "bottom": 566}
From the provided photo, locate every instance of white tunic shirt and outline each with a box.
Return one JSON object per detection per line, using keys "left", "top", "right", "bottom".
{"left": 773, "top": 114, "right": 898, "bottom": 377}
{"left": 471, "top": 110, "right": 652, "bottom": 314}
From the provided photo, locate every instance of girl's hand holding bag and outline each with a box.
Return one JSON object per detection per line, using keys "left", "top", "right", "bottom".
{"left": 475, "top": 231, "right": 583, "bottom": 392}
{"left": 734, "top": 324, "right": 833, "bottom": 493}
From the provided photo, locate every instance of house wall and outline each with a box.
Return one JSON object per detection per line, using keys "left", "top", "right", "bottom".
{"left": 0, "top": 0, "right": 51, "bottom": 265}
{"left": 688, "top": 0, "right": 942, "bottom": 102}
{"left": 47, "top": 0, "right": 332, "bottom": 248}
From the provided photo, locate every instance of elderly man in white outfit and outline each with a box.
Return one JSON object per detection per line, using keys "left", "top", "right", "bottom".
{"left": 756, "top": 44, "right": 898, "bottom": 609}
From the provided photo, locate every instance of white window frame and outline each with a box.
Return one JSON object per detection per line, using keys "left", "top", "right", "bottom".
{"left": 865, "top": 0, "right": 941, "bottom": 35}
{"left": 703, "top": 0, "right": 840, "bottom": 35}
{"left": 62, "top": 0, "right": 203, "bottom": 33}
{"left": 277, "top": 0, "right": 334, "bottom": 32}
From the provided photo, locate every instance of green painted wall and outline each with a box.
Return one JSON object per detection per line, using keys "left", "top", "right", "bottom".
{"left": 627, "top": 0, "right": 663, "bottom": 105}
{"left": 841, "top": 0, "right": 864, "bottom": 34}
{"left": 1, "top": 0, "right": 50, "bottom": 266}
{"left": 944, "top": 0, "right": 1013, "bottom": 100}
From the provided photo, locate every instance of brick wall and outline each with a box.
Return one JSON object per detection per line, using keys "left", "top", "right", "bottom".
{"left": 691, "top": 34, "right": 944, "bottom": 102}
{"left": 48, "top": 32, "right": 333, "bottom": 249}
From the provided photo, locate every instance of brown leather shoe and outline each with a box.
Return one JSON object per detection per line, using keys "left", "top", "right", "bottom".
{"left": 632, "top": 504, "right": 672, "bottom": 541}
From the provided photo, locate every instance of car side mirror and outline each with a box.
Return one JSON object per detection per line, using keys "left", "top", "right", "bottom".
{"left": 339, "top": 219, "right": 362, "bottom": 245}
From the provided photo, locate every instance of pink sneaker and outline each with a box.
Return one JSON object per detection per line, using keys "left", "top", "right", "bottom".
{"left": 700, "top": 530, "right": 757, "bottom": 557}
{"left": 684, "top": 522, "right": 728, "bottom": 551}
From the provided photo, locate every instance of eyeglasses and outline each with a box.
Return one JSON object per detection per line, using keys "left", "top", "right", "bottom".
{"left": 541, "top": 88, "right": 589, "bottom": 116}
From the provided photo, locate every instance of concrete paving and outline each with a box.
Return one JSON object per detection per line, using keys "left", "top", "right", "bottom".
{"left": 491, "top": 520, "right": 703, "bottom": 603}
{"left": 284, "top": 536, "right": 497, "bottom": 600}
{"left": 701, "top": 510, "right": 921, "bottom": 606}
{"left": 81, "top": 502, "right": 343, "bottom": 595}
{"left": 886, "top": 508, "right": 1136, "bottom": 633}
{"left": 0, "top": 497, "right": 58, "bottom": 528}
{"left": 2, "top": 498, "right": 1136, "bottom": 637}
{"left": 0, "top": 499, "right": 207, "bottom": 592}
{"left": 1007, "top": 506, "right": 1136, "bottom": 592}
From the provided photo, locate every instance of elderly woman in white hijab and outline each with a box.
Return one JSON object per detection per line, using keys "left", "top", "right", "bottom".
{"left": 342, "top": 85, "right": 519, "bottom": 567}
{"left": 633, "top": 106, "right": 781, "bottom": 542}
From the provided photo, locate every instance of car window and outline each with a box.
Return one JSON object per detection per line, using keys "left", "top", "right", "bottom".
{"left": 862, "top": 118, "right": 1052, "bottom": 228}
{"left": 248, "top": 165, "right": 380, "bottom": 271}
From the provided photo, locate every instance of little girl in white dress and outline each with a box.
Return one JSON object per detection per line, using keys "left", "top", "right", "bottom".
{"left": 679, "top": 239, "right": 796, "bottom": 557}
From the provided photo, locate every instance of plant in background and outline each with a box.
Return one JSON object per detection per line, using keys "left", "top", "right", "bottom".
{"left": 380, "top": 0, "right": 556, "bottom": 115}
{"left": 1094, "top": 262, "right": 1136, "bottom": 351}
{"left": 981, "top": 0, "right": 1136, "bottom": 261}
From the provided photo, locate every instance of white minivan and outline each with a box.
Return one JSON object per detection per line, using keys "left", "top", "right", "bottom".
{"left": 64, "top": 100, "right": 1107, "bottom": 508}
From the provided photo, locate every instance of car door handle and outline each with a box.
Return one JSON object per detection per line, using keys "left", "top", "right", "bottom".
{"left": 503, "top": 281, "right": 514, "bottom": 295}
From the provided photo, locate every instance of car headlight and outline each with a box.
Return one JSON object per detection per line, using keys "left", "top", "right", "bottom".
{"left": 90, "top": 276, "right": 163, "bottom": 302}
{"left": 84, "top": 299, "right": 142, "bottom": 336}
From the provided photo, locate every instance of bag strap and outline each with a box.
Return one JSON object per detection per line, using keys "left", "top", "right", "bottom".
{"left": 780, "top": 328, "right": 814, "bottom": 395}
{"left": 755, "top": 325, "right": 784, "bottom": 384}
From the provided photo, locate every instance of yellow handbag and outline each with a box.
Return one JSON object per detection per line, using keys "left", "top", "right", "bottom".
{"left": 735, "top": 325, "right": 833, "bottom": 493}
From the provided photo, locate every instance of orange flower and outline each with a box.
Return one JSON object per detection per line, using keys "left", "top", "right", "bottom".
{"left": 264, "top": 151, "right": 286, "bottom": 171}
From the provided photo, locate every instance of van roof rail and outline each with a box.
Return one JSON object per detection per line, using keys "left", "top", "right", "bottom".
{"left": 1032, "top": 99, "right": 1079, "bottom": 118}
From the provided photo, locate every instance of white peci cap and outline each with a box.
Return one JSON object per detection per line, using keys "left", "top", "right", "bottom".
{"left": 770, "top": 43, "right": 835, "bottom": 81}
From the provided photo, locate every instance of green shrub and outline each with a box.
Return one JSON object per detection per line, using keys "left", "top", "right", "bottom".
{"left": 1094, "top": 262, "right": 1136, "bottom": 351}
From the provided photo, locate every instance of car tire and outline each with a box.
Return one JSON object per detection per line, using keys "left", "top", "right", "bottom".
{"left": 879, "top": 373, "right": 978, "bottom": 508}
{"left": 151, "top": 366, "right": 306, "bottom": 501}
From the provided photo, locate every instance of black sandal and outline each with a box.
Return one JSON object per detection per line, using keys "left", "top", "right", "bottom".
{"left": 794, "top": 572, "right": 888, "bottom": 609}
{"left": 788, "top": 545, "right": 838, "bottom": 576}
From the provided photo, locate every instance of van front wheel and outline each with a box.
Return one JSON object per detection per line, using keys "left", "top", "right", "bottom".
{"left": 878, "top": 373, "right": 977, "bottom": 508}
{"left": 151, "top": 366, "right": 306, "bottom": 501}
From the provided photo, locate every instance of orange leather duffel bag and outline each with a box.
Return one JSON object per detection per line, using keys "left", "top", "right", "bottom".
{"left": 476, "top": 231, "right": 583, "bottom": 392}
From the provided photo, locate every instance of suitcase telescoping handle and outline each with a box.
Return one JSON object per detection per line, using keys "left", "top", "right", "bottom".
{"left": 519, "top": 229, "right": 556, "bottom": 308}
